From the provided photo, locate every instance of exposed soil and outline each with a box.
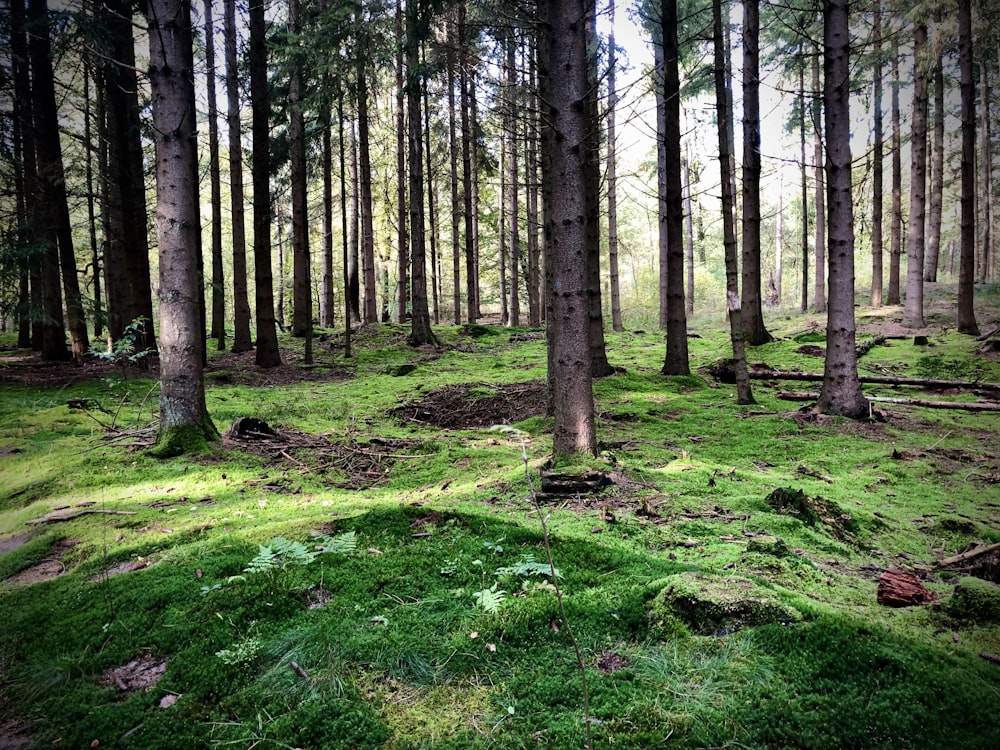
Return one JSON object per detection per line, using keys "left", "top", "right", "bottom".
{"left": 2, "top": 538, "right": 79, "bottom": 585}
{"left": 391, "top": 381, "right": 547, "bottom": 429}
{"left": 99, "top": 652, "right": 167, "bottom": 693}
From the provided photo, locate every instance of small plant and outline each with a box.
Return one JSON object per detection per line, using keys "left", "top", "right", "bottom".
{"left": 473, "top": 584, "right": 507, "bottom": 614}
{"left": 90, "top": 317, "right": 155, "bottom": 377}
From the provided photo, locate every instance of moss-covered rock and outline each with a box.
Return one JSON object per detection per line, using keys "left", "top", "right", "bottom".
{"left": 647, "top": 571, "right": 801, "bottom": 637}
{"left": 746, "top": 535, "right": 791, "bottom": 557}
{"left": 945, "top": 577, "right": 1000, "bottom": 622}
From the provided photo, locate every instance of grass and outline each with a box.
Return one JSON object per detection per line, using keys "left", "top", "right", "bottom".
{"left": 0, "top": 285, "right": 998, "bottom": 748}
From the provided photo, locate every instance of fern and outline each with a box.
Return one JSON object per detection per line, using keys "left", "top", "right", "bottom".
{"left": 243, "top": 537, "right": 316, "bottom": 575}
{"left": 496, "top": 554, "right": 560, "bottom": 580}
{"left": 313, "top": 530, "right": 357, "bottom": 556}
{"left": 473, "top": 584, "right": 507, "bottom": 614}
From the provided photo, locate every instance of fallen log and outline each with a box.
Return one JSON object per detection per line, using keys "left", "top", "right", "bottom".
{"left": 934, "top": 542, "right": 1000, "bottom": 570}
{"left": 27, "top": 508, "right": 138, "bottom": 525}
{"left": 750, "top": 369, "right": 1000, "bottom": 393}
{"left": 775, "top": 391, "right": 1000, "bottom": 412}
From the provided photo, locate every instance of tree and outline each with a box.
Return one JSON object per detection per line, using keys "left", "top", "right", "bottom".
{"left": 224, "top": 0, "right": 253, "bottom": 352}
{"left": 607, "top": 0, "right": 623, "bottom": 332}
{"left": 812, "top": 52, "right": 826, "bottom": 315}
{"left": 288, "top": 0, "right": 312, "bottom": 356}
{"left": 147, "top": 0, "right": 220, "bottom": 456}
{"left": 250, "top": 0, "right": 282, "bottom": 367}
{"left": 740, "top": 0, "right": 772, "bottom": 345}
{"left": 924, "top": 50, "right": 944, "bottom": 282}
{"left": 957, "top": 0, "right": 979, "bottom": 335}
{"left": 870, "top": 2, "right": 884, "bottom": 306}
{"left": 395, "top": 0, "right": 408, "bottom": 324}
{"left": 355, "top": 5, "right": 378, "bottom": 325}
{"left": 661, "top": 0, "right": 689, "bottom": 376}
{"left": 813, "top": 0, "right": 867, "bottom": 419}
{"left": 539, "top": 0, "right": 597, "bottom": 457}
{"left": 902, "top": 21, "right": 929, "bottom": 329}
{"left": 887, "top": 32, "right": 902, "bottom": 305}
{"left": 29, "top": 0, "right": 89, "bottom": 361}
{"left": 713, "top": 0, "right": 753, "bottom": 405}
{"left": 203, "top": 0, "right": 226, "bottom": 350}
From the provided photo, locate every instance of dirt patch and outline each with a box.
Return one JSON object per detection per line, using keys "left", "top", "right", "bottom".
{"left": 0, "top": 350, "right": 128, "bottom": 388}
{"left": 2, "top": 538, "right": 79, "bottom": 585}
{"left": 596, "top": 651, "right": 630, "bottom": 674}
{"left": 89, "top": 558, "right": 155, "bottom": 583}
{"left": 0, "top": 534, "right": 30, "bottom": 556}
{"left": 391, "top": 381, "right": 546, "bottom": 429}
{"left": 0, "top": 721, "right": 35, "bottom": 749}
{"left": 795, "top": 344, "right": 825, "bottom": 357}
{"left": 205, "top": 349, "right": 352, "bottom": 387}
{"left": 99, "top": 652, "right": 167, "bottom": 693}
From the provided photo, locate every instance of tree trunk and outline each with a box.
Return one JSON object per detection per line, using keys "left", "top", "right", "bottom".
{"left": 338, "top": 94, "right": 352, "bottom": 358}
{"left": 924, "top": 52, "right": 944, "bottom": 282}
{"left": 957, "top": 0, "right": 980, "bottom": 335}
{"left": 662, "top": 0, "right": 689, "bottom": 376}
{"left": 888, "top": 33, "right": 902, "bottom": 305}
{"left": 526, "top": 35, "right": 541, "bottom": 327}
{"left": 289, "top": 0, "right": 311, "bottom": 351}
{"left": 201, "top": 0, "right": 225, "bottom": 350}
{"left": 812, "top": 52, "right": 826, "bottom": 315}
{"left": 423, "top": 72, "right": 441, "bottom": 325}
{"left": 713, "top": 0, "right": 753, "bottom": 404}
{"left": 799, "top": 53, "right": 809, "bottom": 313}
{"left": 540, "top": 0, "right": 597, "bottom": 457}
{"left": 871, "top": 4, "right": 884, "bottom": 307}
{"left": 684, "top": 150, "right": 696, "bottom": 314}
{"left": 459, "top": 1, "right": 477, "bottom": 322}
{"left": 902, "top": 22, "right": 929, "bottom": 329}
{"left": 979, "top": 61, "right": 992, "bottom": 284}
{"left": 224, "top": 0, "right": 252, "bottom": 353}
{"left": 814, "top": 0, "right": 867, "bottom": 420}
{"left": 320, "top": 110, "right": 336, "bottom": 328}
{"left": 469, "top": 66, "right": 482, "bottom": 319}
{"left": 147, "top": 0, "right": 220, "bottom": 456}
{"left": 448, "top": 16, "right": 462, "bottom": 325}
{"left": 249, "top": 0, "right": 281, "bottom": 367}
{"left": 608, "top": 0, "right": 623, "bottom": 332}
{"left": 83, "top": 44, "right": 103, "bottom": 341}
{"left": 29, "top": 0, "right": 87, "bottom": 360}
{"left": 355, "top": 15, "right": 378, "bottom": 325}
{"left": 405, "top": 0, "right": 435, "bottom": 346}
{"left": 774, "top": 169, "right": 782, "bottom": 304}
{"left": 395, "top": 0, "right": 408, "bottom": 324}
{"left": 655, "top": 40, "right": 669, "bottom": 330}
{"left": 506, "top": 33, "right": 521, "bottom": 327}
{"left": 741, "top": 0, "right": 772, "bottom": 345}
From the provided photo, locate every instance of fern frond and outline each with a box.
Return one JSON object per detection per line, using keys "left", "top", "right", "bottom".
{"left": 314, "top": 530, "right": 357, "bottom": 556}
{"left": 473, "top": 584, "right": 507, "bottom": 614}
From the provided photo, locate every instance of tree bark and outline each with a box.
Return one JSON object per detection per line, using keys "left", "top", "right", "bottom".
{"left": 289, "top": 0, "right": 311, "bottom": 352}
{"left": 887, "top": 32, "right": 902, "bottom": 305}
{"left": 741, "top": 0, "right": 772, "bottom": 345}
{"left": 355, "top": 12, "right": 378, "bottom": 325}
{"left": 902, "top": 22, "right": 929, "bottom": 329}
{"left": 539, "top": 0, "right": 597, "bottom": 457}
{"left": 655, "top": 39, "right": 669, "bottom": 330}
{"left": 459, "top": 1, "right": 477, "bottom": 322}
{"left": 423, "top": 69, "right": 441, "bottom": 325}
{"left": 395, "top": 0, "right": 408, "bottom": 324}
{"left": 713, "top": 0, "right": 753, "bottom": 405}
{"left": 871, "top": 4, "right": 884, "bottom": 307}
{"left": 812, "top": 52, "right": 826, "bottom": 315}
{"left": 799, "top": 52, "right": 809, "bottom": 313}
{"left": 526, "top": 35, "right": 541, "bottom": 327}
{"left": 147, "top": 0, "right": 219, "bottom": 456}
{"left": 978, "top": 61, "right": 992, "bottom": 284}
{"left": 320, "top": 110, "right": 336, "bottom": 328}
{"left": 813, "top": 0, "right": 867, "bottom": 420}
{"left": 201, "top": 0, "right": 225, "bottom": 350}
{"left": 662, "top": 0, "right": 690, "bottom": 376}
{"left": 506, "top": 32, "right": 521, "bottom": 327}
{"left": 958, "top": 0, "right": 980, "bottom": 335}
{"left": 924, "top": 52, "right": 944, "bottom": 283}
{"left": 608, "top": 0, "right": 623, "bottom": 332}
{"left": 224, "top": 0, "right": 252, "bottom": 353}
{"left": 448, "top": 18, "right": 462, "bottom": 325}
{"left": 249, "top": 0, "right": 281, "bottom": 367}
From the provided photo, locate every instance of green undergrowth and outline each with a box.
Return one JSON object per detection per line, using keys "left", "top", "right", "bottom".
{"left": 1, "top": 288, "right": 998, "bottom": 748}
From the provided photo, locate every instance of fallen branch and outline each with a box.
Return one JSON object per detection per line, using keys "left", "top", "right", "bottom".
{"left": 775, "top": 391, "right": 1000, "bottom": 412}
{"left": 751, "top": 369, "right": 1000, "bottom": 393}
{"left": 27, "top": 508, "right": 138, "bottom": 525}
{"left": 933, "top": 542, "right": 1000, "bottom": 570}
{"left": 796, "top": 463, "right": 834, "bottom": 484}
{"left": 980, "top": 652, "right": 1000, "bottom": 666}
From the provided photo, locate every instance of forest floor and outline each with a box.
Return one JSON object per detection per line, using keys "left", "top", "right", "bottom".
{"left": 1, "top": 283, "right": 999, "bottom": 749}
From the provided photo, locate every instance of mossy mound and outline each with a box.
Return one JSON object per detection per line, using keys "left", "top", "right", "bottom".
{"left": 945, "top": 577, "right": 1000, "bottom": 622}
{"left": 765, "top": 487, "right": 860, "bottom": 541}
{"left": 648, "top": 572, "right": 801, "bottom": 637}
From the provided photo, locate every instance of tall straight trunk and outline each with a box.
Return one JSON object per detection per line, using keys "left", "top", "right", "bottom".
{"left": 662, "top": 0, "right": 689, "bottom": 375}
{"left": 249, "top": 0, "right": 281, "bottom": 367}
{"left": 348, "top": 120, "right": 360, "bottom": 321}
{"left": 584, "top": 2, "right": 611, "bottom": 376}
{"left": 459, "top": 2, "right": 476, "bottom": 323}
{"left": 498, "top": 132, "right": 508, "bottom": 324}
{"left": 774, "top": 170, "right": 783, "bottom": 303}
{"left": 395, "top": 0, "right": 408, "bottom": 324}
{"left": 289, "top": 0, "right": 311, "bottom": 352}
{"left": 979, "top": 61, "right": 992, "bottom": 284}
{"left": 655, "top": 40, "right": 668, "bottom": 329}
{"left": 812, "top": 52, "right": 826, "bottom": 315}
{"left": 338, "top": 94, "right": 352, "bottom": 357}
{"left": 902, "top": 22, "right": 929, "bottom": 329}
{"left": 925, "top": 52, "right": 944, "bottom": 282}
{"left": 684, "top": 151, "right": 695, "bottom": 314}
{"left": 871, "top": 4, "right": 884, "bottom": 306}
{"left": 741, "top": 0, "right": 772, "bottom": 344}
{"left": 83, "top": 47, "right": 103, "bottom": 340}
{"left": 540, "top": 0, "right": 597, "bottom": 457}
{"left": 957, "top": 0, "right": 979, "bottom": 334}
{"left": 526, "top": 36, "right": 541, "bottom": 327}
{"left": 888, "top": 34, "right": 902, "bottom": 305}
{"left": 469, "top": 67, "right": 482, "bottom": 318}
{"left": 28, "top": 0, "right": 87, "bottom": 360}
{"left": 225, "top": 0, "right": 252, "bottom": 351}
{"left": 713, "top": 0, "right": 752, "bottom": 404}
{"left": 800, "top": 53, "right": 809, "bottom": 312}
{"left": 202, "top": 0, "right": 225, "bottom": 349}
{"left": 320, "top": 112, "right": 336, "bottom": 327}
{"left": 355, "top": 16, "right": 377, "bottom": 325}
{"left": 607, "top": 0, "right": 623, "bottom": 331}
{"left": 506, "top": 33, "right": 521, "bottom": 327}
{"left": 422, "top": 69, "right": 440, "bottom": 325}
{"left": 448, "top": 22, "right": 462, "bottom": 325}
{"left": 405, "top": 0, "right": 434, "bottom": 346}
{"left": 815, "top": 0, "right": 867, "bottom": 419}
{"left": 148, "top": 0, "right": 219, "bottom": 455}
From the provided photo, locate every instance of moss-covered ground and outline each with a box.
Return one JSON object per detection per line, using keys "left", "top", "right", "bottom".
{"left": 1, "top": 285, "right": 998, "bottom": 748}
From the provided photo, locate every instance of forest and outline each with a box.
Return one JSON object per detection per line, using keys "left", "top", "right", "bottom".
{"left": 1, "top": 0, "right": 999, "bottom": 747}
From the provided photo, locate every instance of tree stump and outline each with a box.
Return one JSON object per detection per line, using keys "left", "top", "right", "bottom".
{"left": 877, "top": 568, "right": 936, "bottom": 607}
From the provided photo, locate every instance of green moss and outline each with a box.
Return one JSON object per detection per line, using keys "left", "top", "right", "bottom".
{"left": 946, "top": 577, "right": 1000, "bottom": 622}
{"left": 147, "top": 419, "right": 220, "bottom": 458}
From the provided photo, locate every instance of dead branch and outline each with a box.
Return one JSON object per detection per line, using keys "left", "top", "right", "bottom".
{"left": 27, "top": 508, "right": 138, "bottom": 525}
{"left": 751, "top": 369, "right": 1000, "bottom": 393}
{"left": 980, "top": 652, "right": 1000, "bottom": 666}
{"left": 775, "top": 391, "right": 1000, "bottom": 412}
{"left": 796, "top": 463, "right": 834, "bottom": 483}
{"left": 933, "top": 542, "right": 1000, "bottom": 569}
